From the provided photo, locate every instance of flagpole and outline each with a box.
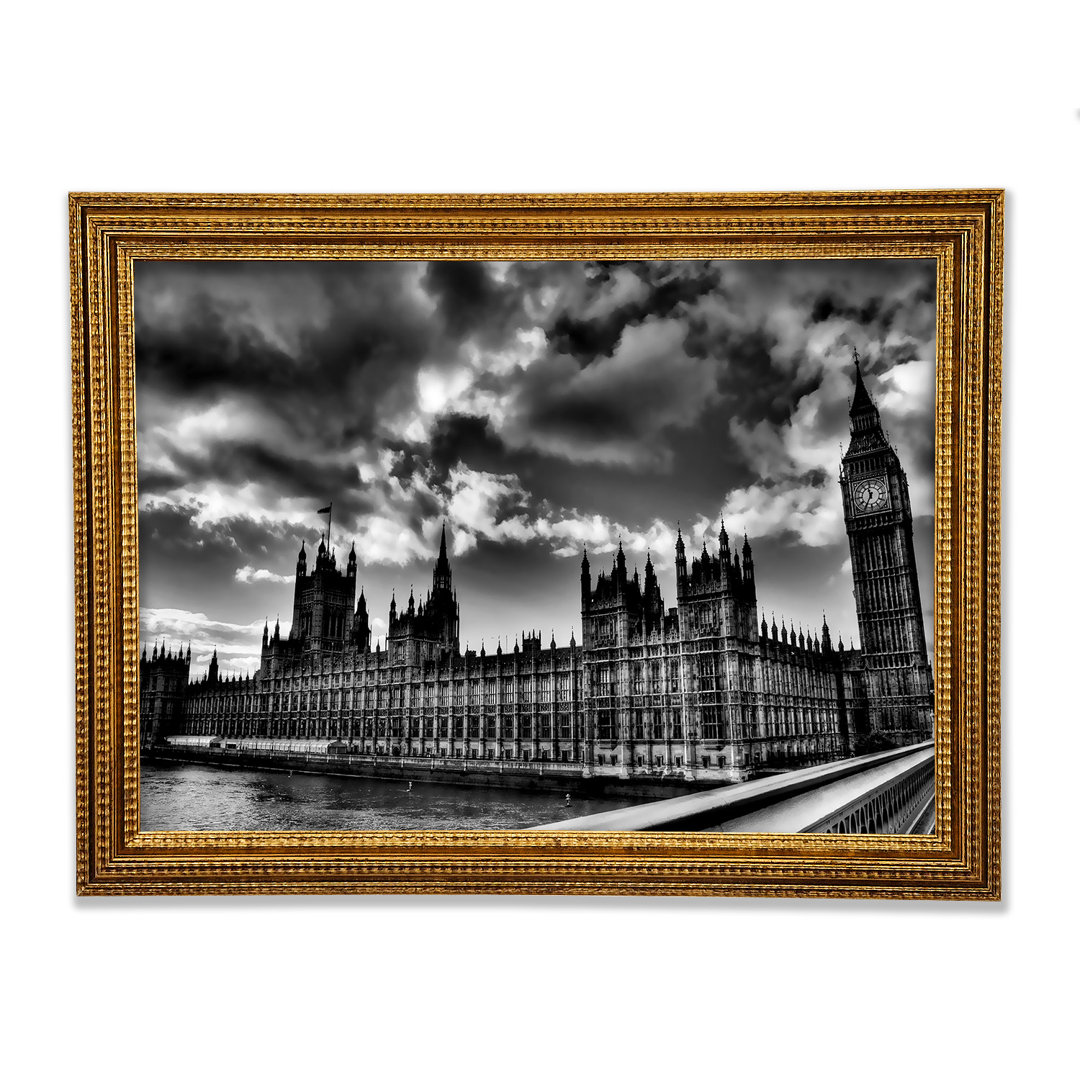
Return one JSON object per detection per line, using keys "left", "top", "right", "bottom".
{"left": 328, "top": 500, "right": 332, "bottom": 553}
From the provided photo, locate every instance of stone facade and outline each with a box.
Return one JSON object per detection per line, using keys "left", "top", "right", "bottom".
{"left": 141, "top": 363, "right": 933, "bottom": 780}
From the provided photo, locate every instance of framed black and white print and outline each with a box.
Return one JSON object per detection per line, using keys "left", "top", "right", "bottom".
{"left": 71, "top": 191, "right": 1002, "bottom": 897}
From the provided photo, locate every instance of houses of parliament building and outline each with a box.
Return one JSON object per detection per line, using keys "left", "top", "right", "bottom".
{"left": 141, "top": 362, "right": 934, "bottom": 781}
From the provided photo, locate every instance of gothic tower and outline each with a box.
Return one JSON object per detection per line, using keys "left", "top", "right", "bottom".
{"left": 840, "top": 353, "right": 934, "bottom": 745}
{"left": 288, "top": 535, "right": 356, "bottom": 656}
{"left": 386, "top": 523, "right": 461, "bottom": 663}
{"left": 427, "top": 523, "right": 460, "bottom": 650}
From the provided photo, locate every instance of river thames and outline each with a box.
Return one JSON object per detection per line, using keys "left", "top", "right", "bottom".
{"left": 141, "top": 762, "right": 644, "bottom": 831}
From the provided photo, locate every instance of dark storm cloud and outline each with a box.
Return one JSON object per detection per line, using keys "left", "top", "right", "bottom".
{"left": 546, "top": 261, "right": 724, "bottom": 361}
{"left": 138, "top": 438, "right": 362, "bottom": 501}
{"left": 422, "top": 262, "right": 529, "bottom": 346}
{"left": 135, "top": 261, "right": 439, "bottom": 452}
{"left": 427, "top": 413, "right": 504, "bottom": 482}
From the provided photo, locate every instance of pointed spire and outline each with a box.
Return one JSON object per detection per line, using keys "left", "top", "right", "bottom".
{"left": 850, "top": 346, "right": 876, "bottom": 415}
{"left": 674, "top": 521, "right": 687, "bottom": 582}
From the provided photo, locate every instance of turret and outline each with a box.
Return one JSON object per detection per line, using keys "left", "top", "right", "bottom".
{"left": 615, "top": 540, "right": 627, "bottom": 585}
{"left": 580, "top": 549, "right": 591, "bottom": 608}
{"left": 208, "top": 647, "right": 219, "bottom": 684}
{"left": 821, "top": 614, "right": 833, "bottom": 653}
{"left": 296, "top": 540, "right": 307, "bottom": 579}
{"left": 675, "top": 523, "right": 687, "bottom": 586}
{"left": 347, "top": 541, "right": 357, "bottom": 581}
{"left": 352, "top": 588, "right": 371, "bottom": 651}
{"left": 742, "top": 533, "right": 755, "bottom": 593}
{"left": 643, "top": 551, "right": 664, "bottom": 634}
{"left": 433, "top": 522, "right": 452, "bottom": 591}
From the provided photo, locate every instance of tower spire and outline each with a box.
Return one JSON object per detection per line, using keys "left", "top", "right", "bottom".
{"left": 850, "top": 346, "right": 877, "bottom": 416}
{"left": 433, "top": 520, "right": 452, "bottom": 592}
{"left": 675, "top": 521, "right": 687, "bottom": 585}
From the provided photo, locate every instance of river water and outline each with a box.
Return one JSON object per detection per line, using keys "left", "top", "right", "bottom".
{"left": 141, "top": 762, "right": 643, "bottom": 831}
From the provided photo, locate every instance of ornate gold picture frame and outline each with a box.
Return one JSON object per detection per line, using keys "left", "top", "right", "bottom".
{"left": 72, "top": 191, "right": 1001, "bottom": 897}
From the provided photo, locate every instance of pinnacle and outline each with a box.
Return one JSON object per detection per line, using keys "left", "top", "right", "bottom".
{"left": 850, "top": 347, "right": 876, "bottom": 414}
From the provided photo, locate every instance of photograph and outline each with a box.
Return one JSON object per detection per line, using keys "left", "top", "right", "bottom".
{"left": 136, "top": 256, "right": 937, "bottom": 834}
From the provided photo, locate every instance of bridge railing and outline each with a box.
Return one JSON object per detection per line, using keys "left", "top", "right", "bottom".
{"left": 532, "top": 741, "right": 935, "bottom": 834}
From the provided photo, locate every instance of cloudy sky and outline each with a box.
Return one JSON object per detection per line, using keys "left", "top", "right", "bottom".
{"left": 135, "top": 258, "right": 936, "bottom": 677}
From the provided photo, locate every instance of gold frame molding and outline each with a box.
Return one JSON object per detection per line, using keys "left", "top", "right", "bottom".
{"left": 71, "top": 191, "right": 1002, "bottom": 898}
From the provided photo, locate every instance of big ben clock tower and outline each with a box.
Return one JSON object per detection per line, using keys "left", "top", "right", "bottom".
{"left": 840, "top": 351, "right": 934, "bottom": 746}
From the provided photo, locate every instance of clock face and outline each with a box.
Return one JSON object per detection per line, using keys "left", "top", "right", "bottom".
{"left": 852, "top": 476, "right": 891, "bottom": 515}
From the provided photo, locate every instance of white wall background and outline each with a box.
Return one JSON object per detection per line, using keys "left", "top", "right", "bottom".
{"left": 3, "top": 3, "right": 1076, "bottom": 1077}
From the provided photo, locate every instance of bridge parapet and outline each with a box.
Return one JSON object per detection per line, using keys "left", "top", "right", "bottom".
{"left": 532, "top": 741, "right": 934, "bottom": 834}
